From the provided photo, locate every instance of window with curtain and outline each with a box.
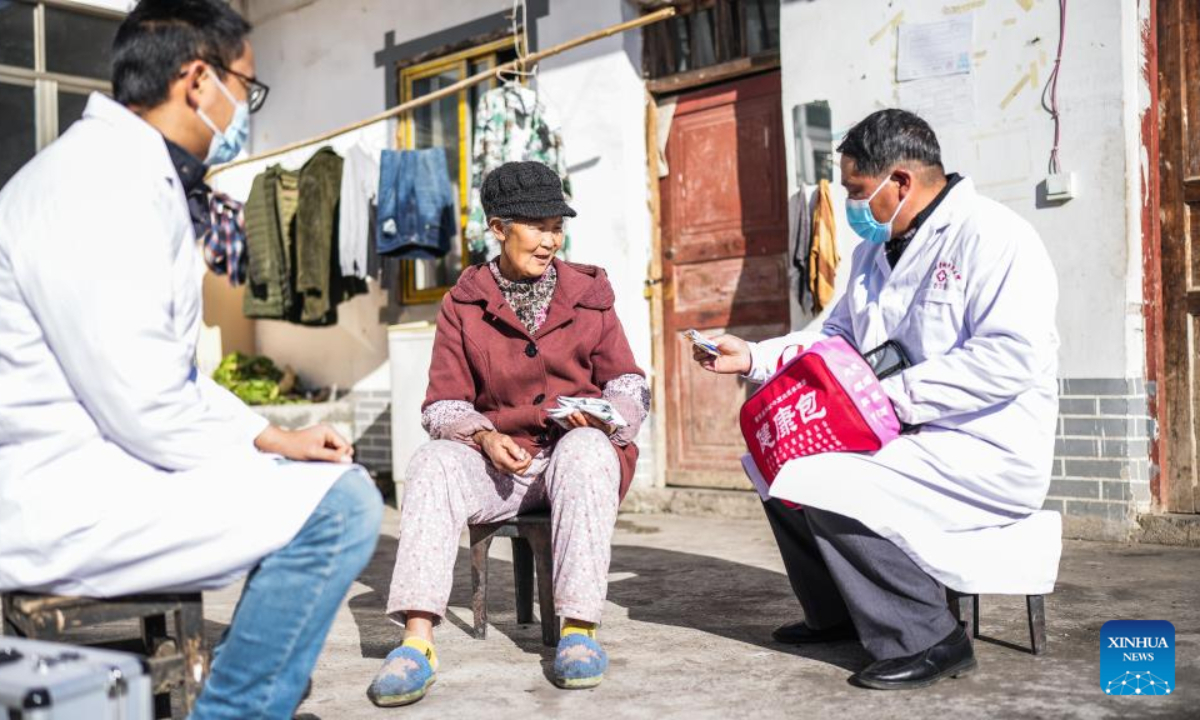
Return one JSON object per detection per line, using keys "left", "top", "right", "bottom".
{"left": 396, "top": 38, "right": 520, "bottom": 305}
{"left": 0, "top": 0, "right": 122, "bottom": 189}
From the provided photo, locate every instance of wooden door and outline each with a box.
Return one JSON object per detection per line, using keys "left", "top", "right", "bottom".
{"left": 660, "top": 71, "right": 791, "bottom": 489}
{"left": 1157, "top": 0, "right": 1200, "bottom": 512}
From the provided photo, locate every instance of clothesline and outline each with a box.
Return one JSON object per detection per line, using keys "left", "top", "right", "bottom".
{"left": 206, "top": 6, "right": 677, "bottom": 180}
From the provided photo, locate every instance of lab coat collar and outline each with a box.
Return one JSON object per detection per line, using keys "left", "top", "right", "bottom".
{"left": 82, "top": 92, "right": 180, "bottom": 187}
{"left": 921, "top": 175, "right": 975, "bottom": 236}
{"left": 875, "top": 176, "right": 977, "bottom": 278}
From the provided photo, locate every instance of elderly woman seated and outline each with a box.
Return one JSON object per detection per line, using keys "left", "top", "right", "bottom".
{"left": 369, "top": 161, "right": 648, "bottom": 706}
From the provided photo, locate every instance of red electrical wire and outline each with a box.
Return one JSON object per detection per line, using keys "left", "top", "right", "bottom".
{"left": 1041, "top": 0, "right": 1067, "bottom": 174}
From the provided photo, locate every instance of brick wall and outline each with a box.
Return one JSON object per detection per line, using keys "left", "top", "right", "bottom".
{"left": 351, "top": 389, "right": 393, "bottom": 478}
{"left": 1045, "top": 378, "right": 1153, "bottom": 540}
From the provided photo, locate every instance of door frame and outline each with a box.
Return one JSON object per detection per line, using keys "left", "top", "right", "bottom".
{"left": 1149, "top": 0, "right": 1200, "bottom": 512}
{"left": 645, "top": 88, "right": 669, "bottom": 490}
{"left": 1145, "top": 0, "right": 1165, "bottom": 508}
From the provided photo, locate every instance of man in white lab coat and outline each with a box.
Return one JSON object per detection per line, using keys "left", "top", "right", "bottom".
{"left": 697, "top": 109, "right": 1061, "bottom": 690}
{"left": 0, "top": 1, "right": 382, "bottom": 716}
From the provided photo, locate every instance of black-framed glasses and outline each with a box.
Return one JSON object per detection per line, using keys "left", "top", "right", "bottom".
{"left": 214, "top": 64, "right": 270, "bottom": 114}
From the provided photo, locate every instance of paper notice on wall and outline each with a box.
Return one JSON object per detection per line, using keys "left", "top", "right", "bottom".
{"left": 898, "top": 74, "right": 975, "bottom": 130}
{"left": 897, "top": 16, "right": 973, "bottom": 82}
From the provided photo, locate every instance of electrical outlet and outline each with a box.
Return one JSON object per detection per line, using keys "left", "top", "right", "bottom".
{"left": 1044, "top": 172, "right": 1077, "bottom": 202}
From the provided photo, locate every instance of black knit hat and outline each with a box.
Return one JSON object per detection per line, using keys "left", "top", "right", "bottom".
{"left": 480, "top": 161, "right": 577, "bottom": 219}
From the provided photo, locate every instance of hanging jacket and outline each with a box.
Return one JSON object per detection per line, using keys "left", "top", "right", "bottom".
{"left": 376, "top": 148, "right": 457, "bottom": 260}
{"left": 295, "top": 146, "right": 343, "bottom": 325}
{"left": 808, "top": 179, "right": 839, "bottom": 313}
{"left": 465, "top": 85, "right": 572, "bottom": 261}
{"left": 243, "top": 165, "right": 298, "bottom": 319}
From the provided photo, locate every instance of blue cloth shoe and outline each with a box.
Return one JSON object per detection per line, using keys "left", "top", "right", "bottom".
{"left": 553, "top": 633, "right": 608, "bottom": 689}
{"left": 367, "top": 644, "right": 436, "bottom": 707}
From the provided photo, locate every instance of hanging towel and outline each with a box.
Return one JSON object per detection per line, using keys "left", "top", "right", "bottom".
{"left": 201, "top": 191, "right": 247, "bottom": 286}
{"left": 295, "top": 146, "right": 344, "bottom": 326}
{"left": 376, "top": 148, "right": 457, "bottom": 259}
{"left": 789, "top": 185, "right": 814, "bottom": 312}
{"left": 465, "top": 85, "right": 572, "bottom": 262}
{"left": 339, "top": 143, "right": 380, "bottom": 279}
{"left": 243, "top": 165, "right": 299, "bottom": 319}
{"left": 808, "top": 179, "right": 840, "bottom": 313}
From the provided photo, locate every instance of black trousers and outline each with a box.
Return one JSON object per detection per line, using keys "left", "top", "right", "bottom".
{"left": 763, "top": 499, "right": 958, "bottom": 660}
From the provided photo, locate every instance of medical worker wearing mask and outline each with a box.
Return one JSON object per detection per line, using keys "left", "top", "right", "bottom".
{"left": 0, "top": 1, "right": 382, "bottom": 717}
{"left": 694, "top": 110, "right": 1062, "bottom": 690}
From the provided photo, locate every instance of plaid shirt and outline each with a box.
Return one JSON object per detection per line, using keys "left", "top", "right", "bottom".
{"left": 201, "top": 191, "right": 247, "bottom": 286}
{"left": 163, "top": 138, "right": 247, "bottom": 286}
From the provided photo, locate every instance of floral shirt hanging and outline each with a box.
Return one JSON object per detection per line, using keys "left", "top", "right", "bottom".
{"left": 465, "top": 84, "right": 572, "bottom": 263}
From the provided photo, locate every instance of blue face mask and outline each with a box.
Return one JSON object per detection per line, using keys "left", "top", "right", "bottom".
{"left": 196, "top": 71, "right": 249, "bottom": 166}
{"left": 845, "top": 176, "right": 908, "bottom": 245}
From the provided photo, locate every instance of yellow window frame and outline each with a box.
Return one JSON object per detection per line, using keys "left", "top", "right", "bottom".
{"left": 396, "top": 37, "right": 516, "bottom": 305}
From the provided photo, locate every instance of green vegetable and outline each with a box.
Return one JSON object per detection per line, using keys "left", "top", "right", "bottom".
{"left": 211, "top": 352, "right": 307, "bottom": 405}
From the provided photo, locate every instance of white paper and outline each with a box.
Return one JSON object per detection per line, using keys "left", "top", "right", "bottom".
{"left": 547, "top": 397, "right": 628, "bottom": 430}
{"left": 897, "top": 16, "right": 973, "bottom": 82}
{"left": 897, "top": 74, "right": 975, "bottom": 130}
{"left": 741, "top": 453, "right": 771, "bottom": 502}
{"left": 684, "top": 328, "right": 720, "bottom": 356}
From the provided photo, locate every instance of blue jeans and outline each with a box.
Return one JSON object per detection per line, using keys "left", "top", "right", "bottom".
{"left": 376, "top": 148, "right": 456, "bottom": 259}
{"left": 189, "top": 469, "right": 383, "bottom": 719}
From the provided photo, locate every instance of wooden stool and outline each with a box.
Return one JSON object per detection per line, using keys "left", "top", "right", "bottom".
{"left": 947, "top": 590, "right": 1047, "bottom": 655}
{"left": 2, "top": 592, "right": 207, "bottom": 718}
{"left": 469, "top": 512, "right": 558, "bottom": 647}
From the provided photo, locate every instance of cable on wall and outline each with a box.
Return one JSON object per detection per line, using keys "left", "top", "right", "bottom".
{"left": 1040, "top": 0, "right": 1067, "bottom": 174}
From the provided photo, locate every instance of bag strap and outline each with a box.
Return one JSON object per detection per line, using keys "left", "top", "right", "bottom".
{"left": 776, "top": 344, "right": 806, "bottom": 372}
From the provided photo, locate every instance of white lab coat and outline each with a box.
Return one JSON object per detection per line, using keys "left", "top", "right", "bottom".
{"left": 0, "top": 94, "right": 348, "bottom": 596}
{"left": 749, "top": 178, "right": 1062, "bottom": 595}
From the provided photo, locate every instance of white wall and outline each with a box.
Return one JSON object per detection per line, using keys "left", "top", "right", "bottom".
{"left": 780, "top": 0, "right": 1145, "bottom": 380}
{"left": 537, "top": 1, "right": 653, "bottom": 374}
{"left": 220, "top": 0, "right": 653, "bottom": 393}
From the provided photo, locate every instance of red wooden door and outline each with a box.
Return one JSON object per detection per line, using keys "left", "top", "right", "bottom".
{"left": 660, "top": 71, "right": 791, "bottom": 489}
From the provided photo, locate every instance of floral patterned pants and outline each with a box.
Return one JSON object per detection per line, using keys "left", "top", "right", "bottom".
{"left": 386, "top": 427, "right": 620, "bottom": 625}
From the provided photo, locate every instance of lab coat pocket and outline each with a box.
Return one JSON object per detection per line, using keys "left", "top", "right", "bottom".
{"left": 912, "top": 288, "right": 965, "bottom": 353}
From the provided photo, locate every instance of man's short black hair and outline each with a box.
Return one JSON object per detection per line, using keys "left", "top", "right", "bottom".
{"left": 837, "top": 109, "right": 944, "bottom": 177}
{"left": 112, "top": 0, "right": 251, "bottom": 108}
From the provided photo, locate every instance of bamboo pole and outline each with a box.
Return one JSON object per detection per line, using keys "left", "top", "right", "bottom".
{"left": 207, "top": 6, "right": 676, "bottom": 179}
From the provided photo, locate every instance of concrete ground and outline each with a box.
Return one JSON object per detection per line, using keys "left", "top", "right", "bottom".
{"left": 199, "top": 508, "right": 1200, "bottom": 719}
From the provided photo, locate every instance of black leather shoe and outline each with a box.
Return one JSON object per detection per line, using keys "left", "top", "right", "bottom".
{"left": 851, "top": 625, "right": 977, "bottom": 690}
{"left": 772, "top": 620, "right": 858, "bottom": 645}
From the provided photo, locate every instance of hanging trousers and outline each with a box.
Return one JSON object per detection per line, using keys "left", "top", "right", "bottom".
{"left": 762, "top": 498, "right": 959, "bottom": 661}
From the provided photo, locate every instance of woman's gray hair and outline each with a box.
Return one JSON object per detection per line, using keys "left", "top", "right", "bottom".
{"left": 487, "top": 217, "right": 568, "bottom": 235}
{"left": 490, "top": 217, "right": 515, "bottom": 233}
